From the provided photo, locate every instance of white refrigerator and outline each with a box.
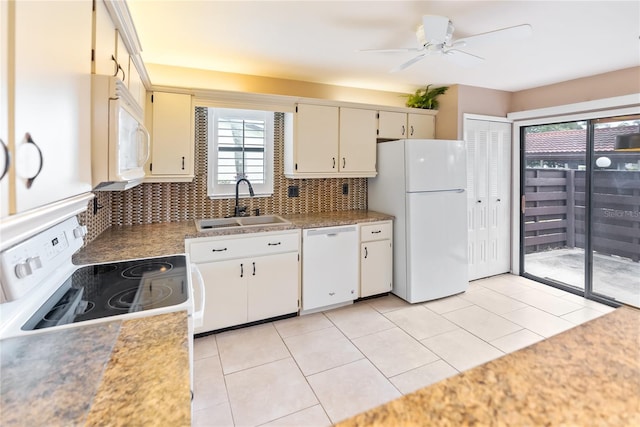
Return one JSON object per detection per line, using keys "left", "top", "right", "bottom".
{"left": 368, "top": 139, "right": 468, "bottom": 303}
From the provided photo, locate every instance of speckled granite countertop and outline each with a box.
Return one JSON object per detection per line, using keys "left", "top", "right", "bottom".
{"left": 0, "top": 311, "right": 190, "bottom": 426}
{"left": 284, "top": 210, "right": 392, "bottom": 229}
{"left": 73, "top": 210, "right": 393, "bottom": 264}
{"left": 337, "top": 306, "right": 640, "bottom": 426}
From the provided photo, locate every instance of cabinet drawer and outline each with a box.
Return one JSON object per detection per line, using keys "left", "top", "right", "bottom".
{"left": 188, "top": 238, "right": 249, "bottom": 263}
{"left": 188, "top": 230, "right": 300, "bottom": 263}
{"left": 360, "top": 221, "right": 392, "bottom": 242}
{"left": 246, "top": 232, "right": 300, "bottom": 256}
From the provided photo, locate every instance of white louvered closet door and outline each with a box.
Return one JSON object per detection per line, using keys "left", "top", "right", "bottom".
{"left": 465, "top": 118, "right": 512, "bottom": 281}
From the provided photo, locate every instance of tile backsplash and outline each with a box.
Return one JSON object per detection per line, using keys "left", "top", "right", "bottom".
{"left": 80, "top": 109, "right": 367, "bottom": 244}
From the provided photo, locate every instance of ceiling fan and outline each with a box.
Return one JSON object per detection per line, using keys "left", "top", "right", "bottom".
{"left": 360, "top": 15, "right": 532, "bottom": 72}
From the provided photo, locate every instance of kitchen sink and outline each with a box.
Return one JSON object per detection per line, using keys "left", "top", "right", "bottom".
{"left": 195, "top": 215, "right": 291, "bottom": 232}
{"left": 236, "top": 215, "right": 289, "bottom": 226}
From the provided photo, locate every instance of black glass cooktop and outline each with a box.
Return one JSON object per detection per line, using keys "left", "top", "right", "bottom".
{"left": 22, "top": 255, "right": 188, "bottom": 331}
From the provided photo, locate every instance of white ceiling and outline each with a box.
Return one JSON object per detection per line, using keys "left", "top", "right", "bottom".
{"left": 127, "top": 0, "right": 640, "bottom": 94}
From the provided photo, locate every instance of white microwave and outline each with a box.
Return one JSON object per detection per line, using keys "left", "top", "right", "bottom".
{"left": 91, "top": 75, "right": 149, "bottom": 191}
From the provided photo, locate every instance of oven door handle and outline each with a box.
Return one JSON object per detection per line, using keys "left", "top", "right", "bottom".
{"left": 190, "top": 263, "right": 205, "bottom": 328}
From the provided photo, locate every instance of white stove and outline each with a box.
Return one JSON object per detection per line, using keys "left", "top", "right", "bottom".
{"left": 0, "top": 217, "right": 203, "bottom": 340}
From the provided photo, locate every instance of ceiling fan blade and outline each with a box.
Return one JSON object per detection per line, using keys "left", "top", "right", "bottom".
{"left": 390, "top": 53, "right": 426, "bottom": 72}
{"left": 455, "top": 24, "right": 532, "bottom": 46}
{"left": 444, "top": 49, "right": 485, "bottom": 67}
{"left": 357, "top": 47, "right": 422, "bottom": 54}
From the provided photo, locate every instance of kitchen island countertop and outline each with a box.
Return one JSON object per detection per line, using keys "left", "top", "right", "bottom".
{"left": 0, "top": 311, "right": 191, "bottom": 426}
{"left": 336, "top": 305, "right": 640, "bottom": 426}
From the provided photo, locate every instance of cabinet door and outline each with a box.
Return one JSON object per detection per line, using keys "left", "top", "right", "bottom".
{"left": 128, "top": 59, "right": 145, "bottom": 113}
{"left": 360, "top": 240, "right": 393, "bottom": 298}
{"left": 12, "top": 0, "right": 92, "bottom": 214}
{"left": 247, "top": 252, "right": 299, "bottom": 322}
{"left": 1, "top": 0, "right": 8, "bottom": 218}
{"left": 294, "top": 104, "right": 339, "bottom": 173}
{"left": 115, "top": 31, "right": 130, "bottom": 85}
{"left": 195, "top": 259, "right": 248, "bottom": 333}
{"left": 378, "top": 111, "right": 407, "bottom": 139}
{"left": 339, "top": 108, "right": 377, "bottom": 173}
{"left": 93, "top": 0, "right": 117, "bottom": 76}
{"left": 407, "top": 114, "right": 435, "bottom": 139}
{"left": 149, "top": 92, "right": 194, "bottom": 177}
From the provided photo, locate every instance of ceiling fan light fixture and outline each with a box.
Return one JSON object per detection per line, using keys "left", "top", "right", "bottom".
{"left": 614, "top": 133, "right": 640, "bottom": 151}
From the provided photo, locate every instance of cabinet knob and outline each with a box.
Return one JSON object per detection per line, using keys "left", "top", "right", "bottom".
{"left": 329, "top": 292, "right": 335, "bottom": 296}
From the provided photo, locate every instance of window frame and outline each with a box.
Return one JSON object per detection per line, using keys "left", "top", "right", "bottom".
{"left": 206, "top": 107, "right": 274, "bottom": 199}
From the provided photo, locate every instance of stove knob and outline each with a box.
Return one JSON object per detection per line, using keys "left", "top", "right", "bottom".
{"left": 73, "top": 225, "right": 88, "bottom": 239}
{"left": 27, "top": 256, "right": 42, "bottom": 271}
{"left": 15, "top": 262, "right": 32, "bottom": 279}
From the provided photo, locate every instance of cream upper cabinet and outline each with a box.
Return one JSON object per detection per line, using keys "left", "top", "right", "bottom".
{"left": 146, "top": 92, "right": 194, "bottom": 181}
{"left": 93, "top": 1, "right": 145, "bottom": 112}
{"left": 407, "top": 113, "right": 435, "bottom": 139}
{"left": 284, "top": 104, "right": 377, "bottom": 178}
{"left": 286, "top": 103, "right": 339, "bottom": 175}
{"left": 378, "top": 111, "right": 407, "bottom": 140}
{"left": 93, "top": 0, "right": 117, "bottom": 77}
{"left": 127, "top": 59, "right": 145, "bottom": 114}
{"left": 338, "top": 107, "right": 377, "bottom": 175}
{"left": 378, "top": 110, "right": 436, "bottom": 140}
{"left": 115, "top": 31, "right": 130, "bottom": 84}
{"left": 1, "top": 0, "right": 92, "bottom": 218}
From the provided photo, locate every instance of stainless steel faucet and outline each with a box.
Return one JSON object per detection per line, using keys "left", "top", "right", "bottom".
{"left": 234, "top": 178, "right": 255, "bottom": 217}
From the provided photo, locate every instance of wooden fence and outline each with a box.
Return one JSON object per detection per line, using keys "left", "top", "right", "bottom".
{"left": 524, "top": 168, "right": 640, "bottom": 262}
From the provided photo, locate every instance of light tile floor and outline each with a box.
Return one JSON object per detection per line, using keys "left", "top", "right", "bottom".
{"left": 192, "top": 274, "right": 616, "bottom": 427}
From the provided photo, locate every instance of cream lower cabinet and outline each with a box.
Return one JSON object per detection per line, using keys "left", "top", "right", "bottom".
{"left": 186, "top": 229, "right": 300, "bottom": 333}
{"left": 360, "top": 221, "right": 393, "bottom": 298}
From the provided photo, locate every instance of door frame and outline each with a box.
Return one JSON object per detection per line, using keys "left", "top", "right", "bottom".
{"left": 510, "top": 101, "right": 639, "bottom": 305}
{"left": 507, "top": 95, "right": 639, "bottom": 275}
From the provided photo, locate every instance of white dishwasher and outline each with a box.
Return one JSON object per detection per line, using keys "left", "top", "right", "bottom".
{"left": 302, "top": 225, "right": 358, "bottom": 312}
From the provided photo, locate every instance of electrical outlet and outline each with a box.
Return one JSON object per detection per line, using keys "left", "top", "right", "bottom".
{"left": 288, "top": 185, "right": 299, "bottom": 197}
{"left": 342, "top": 183, "right": 349, "bottom": 195}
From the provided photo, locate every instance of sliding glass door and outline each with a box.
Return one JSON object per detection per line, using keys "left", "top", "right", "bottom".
{"left": 521, "top": 115, "right": 640, "bottom": 307}
{"left": 591, "top": 118, "right": 640, "bottom": 306}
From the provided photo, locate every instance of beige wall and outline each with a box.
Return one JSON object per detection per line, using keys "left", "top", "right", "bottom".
{"left": 435, "top": 86, "right": 459, "bottom": 140}
{"left": 510, "top": 67, "right": 640, "bottom": 112}
{"left": 435, "top": 68, "right": 639, "bottom": 139}
{"left": 436, "top": 84, "right": 511, "bottom": 139}
{"left": 146, "top": 63, "right": 408, "bottom": 107}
